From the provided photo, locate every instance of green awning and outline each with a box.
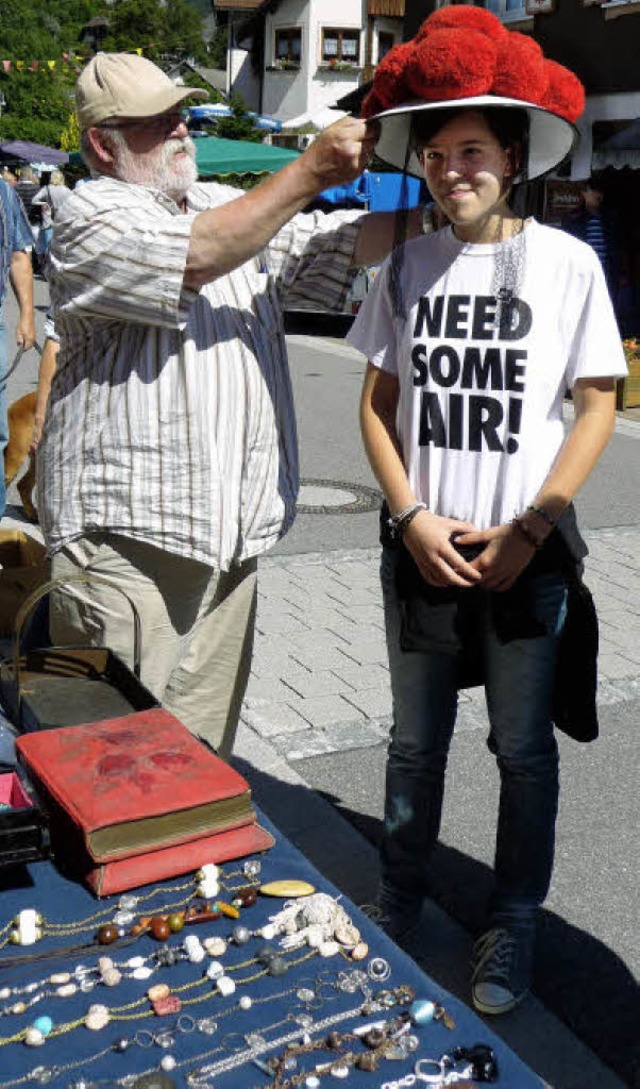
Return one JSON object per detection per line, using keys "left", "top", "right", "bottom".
{"left": 195, "top": 136, "right": 300, "bottom": 176}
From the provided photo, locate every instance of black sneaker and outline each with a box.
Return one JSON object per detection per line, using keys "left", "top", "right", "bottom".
{"left": 376, "top": 883, "right": 423, "bottom": 944}
{"left": 471, "top": 927, "right": 534, "bottom": 1015}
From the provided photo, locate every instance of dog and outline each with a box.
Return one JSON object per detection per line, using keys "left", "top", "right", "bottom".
{"left": 4, "top": 391, "right": 38, "bottom": 522}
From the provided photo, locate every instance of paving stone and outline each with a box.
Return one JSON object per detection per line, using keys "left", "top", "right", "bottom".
{"left": 338, "top": 638, "right": 389, "bottom": 666}
{"left": 273, "top": 731, "right": 335, "bottom": 760}
{"left": 296, "top": 694, "right": 366, "bottom": 728}
{"left": 245, "top": 678, "right": 299, "bottom": 703}
{"left": 596, "top": 653, "right": 639, "bottom": 681}
{"left": 331, "top": 663, "right": 390, "bottom": 691}
{"left": 283, "top": 670, "right": 352, "bottom": 699}
{"left": 334, "top": 603, "right": 385, "bottom": 626}
{"left": 342, "top": 687, "right": 392, "bottom": 720}
{"left": 290, "top": 646, "right": 359, "bottom": 672}
{"left": 242, "top": 702, "right": 310, "bottom": 737}
{"left": 318, "top": 719, "right": 389, "bottom": 751}
{"left": 255, "top": 614, "right": 313, "bottom": 637}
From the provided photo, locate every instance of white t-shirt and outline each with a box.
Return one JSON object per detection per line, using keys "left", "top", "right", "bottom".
{"left": 347, "top": 220, "right": 626, "bottom": 529}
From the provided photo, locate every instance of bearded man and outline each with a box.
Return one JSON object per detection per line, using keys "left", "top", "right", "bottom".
{"left": 38, "top": 53, "right": 423, "bottom": 759}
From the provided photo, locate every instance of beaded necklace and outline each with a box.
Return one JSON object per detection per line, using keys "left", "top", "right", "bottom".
{"left": 0, "top": 861, "right": 261, "bottom": 958}
{"left": 0, "top": 967, "right": 365, "bottom": 1089}
{"left": 0, "top": 948, "right": 319, "bottom": 1049}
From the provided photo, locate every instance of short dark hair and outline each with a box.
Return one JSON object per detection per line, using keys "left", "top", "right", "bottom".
{"left": 411, "top": 105, "right": 530, "bottom": 175}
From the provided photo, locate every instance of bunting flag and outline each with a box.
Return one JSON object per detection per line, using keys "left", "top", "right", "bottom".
{"left": 0, "top": 45, "right": 159, "bottom": 71}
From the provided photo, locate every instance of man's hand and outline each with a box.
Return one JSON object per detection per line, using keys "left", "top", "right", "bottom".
{"left": 15, "top": 313, "right": 36, "bottom": 350}
{"left": 403, "top": 511, "right": 483, "bottom": 588}
{"left": 301, "top": 117, "right": 379, "bottom": 190}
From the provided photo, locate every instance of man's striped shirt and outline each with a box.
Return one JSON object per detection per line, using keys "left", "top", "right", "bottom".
{"left": 39, "top": 177, "right": 363, "bottom": 570}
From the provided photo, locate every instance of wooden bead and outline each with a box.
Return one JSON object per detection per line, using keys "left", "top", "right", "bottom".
{"left": 217, "top": 901, "right": 240, "bottom": 919}
{"left": 96, "top": 924, "right": 119, "bottom": 945}
{"left": 167, "top": 913, "right": 185, "bottom": 933}
{"left": 150, "top": 917, "right": 171, "bottom": 941}
{"left": 234, "top": 887, "right": 258, "bottom": 907}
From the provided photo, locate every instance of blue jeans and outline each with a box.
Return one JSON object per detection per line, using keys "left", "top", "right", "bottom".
{"left": 380, "top": 547, "right": 568, "bottom": 931}
{"left": 0, "top": 310, "right": 7, "bottom": 520}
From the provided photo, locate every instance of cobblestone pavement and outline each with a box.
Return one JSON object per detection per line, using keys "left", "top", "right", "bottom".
{"left": 241, "top": 526, "right": 640, "bottom": 759}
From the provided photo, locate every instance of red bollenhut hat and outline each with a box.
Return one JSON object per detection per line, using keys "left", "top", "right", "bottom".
{"left": 362, "top": 6, "right": 584, "bottom": 180}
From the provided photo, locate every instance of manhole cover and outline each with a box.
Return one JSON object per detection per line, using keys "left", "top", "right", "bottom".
{"left": 297, "top": 478, "right": 382, "bottom": 515}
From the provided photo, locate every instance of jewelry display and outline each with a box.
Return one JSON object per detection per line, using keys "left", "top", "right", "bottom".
{"left": 0, "top": 862, "right": 478, "bottom": 1089}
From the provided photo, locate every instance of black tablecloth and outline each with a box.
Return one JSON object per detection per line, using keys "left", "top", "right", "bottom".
{"left": 0, "top": 805, "right": 545, "bottom": 1089}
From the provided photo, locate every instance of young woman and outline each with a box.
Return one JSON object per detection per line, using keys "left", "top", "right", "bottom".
{"left": 348, "top": 7, "right": 627, "bottom": 1016}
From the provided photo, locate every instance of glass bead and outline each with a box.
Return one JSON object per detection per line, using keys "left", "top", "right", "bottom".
{"left": 330, "top": 1065, "right": 350, "bottom": 1079}
{"left": 56, "top": 984, "right": 77, "bottom": 998}
{"left": 267, "top": 956, "right": 288, "bottom": 977}
{"left": 113, "top": 1037, "right": 131, "bottom": 1053}
{"left": 231, "top": 925, "right": 251, "bottom": 945}
{"left": 0, "top": 987, "right": 9, "bottom": 999}
{"left": 74, "top": 965, "right": 90, "bottom": 979}
{"left": 24, "top": 983, "right": 39, "bottom": 994}
{"left": 155, "top": 1032, "right": 175, "bottom": 1049}
{"left": 112, "top": 912, "right": 135, "bottom": 928}
{"left": 31, "top": 1067, "right": 53, "bottom": 1084}
{"left": 216, "top": 976, "right": 235, "bottom": 997}
{"left": 24, "top": 1028, "right": 45, "bottom": 1047}
{"left": 245, "top": 1033, "right": 266, "bottom": 1049}
{"left": 243, "top": 860, "right": 261, "bottom": 877}
{"left": 196, "top": 1018, "right": 218, "bottom": 1035}
{"left": 155, "top": 947, "right": 178, "bottom": 967}
{"left": 295, "top": 1014, "right": 313, "bottom": 1029}
{"left": 160, "top": 1055, "right": 176, "bottom": 1072}
{"left": 80, "top": 980, "right": 95, "bottom": 993}
{"left": 132, "top": 967, "right": 153, "bottom": 980}
{"left": 284, "top": 1057, "right": 298, "bottom": 1071}
{"left": 409, "top": 999, "right": 436, "bottom": 1025}
{"left": 296, "top": 988, "right": 315, "bottom": 1004}
{"left": 118, "top": 895, "right": 139, "bottom": 911}
{"left": 259, "top": 924, "right": 276, "bottom": 941}
{"left": 126, "top": 957, "right": 145, "bottom": 969}
{"left": 238, "top": 995, "right": 252, "bottom": 1010}
{"left": 305, "top": 1077, "right": 320, "bottom": 1089}
{"left": 33, "top": 1016, "right": 53, "bottom": 1036}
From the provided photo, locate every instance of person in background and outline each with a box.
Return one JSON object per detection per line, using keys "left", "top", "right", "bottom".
{"left": 349, "top": 6, "right": 626, "bottom": 1017}
{"left": 561, "top": 175, "right": 626, "bottom": 320}
{"left": 0, "top": 176, "right": 36, "bottom": 521}
{"left": 32, "top": 171, "right": 72, "bottom": 271}
{"left": 14, "top": 166, "right": 40, "bottom": 225}
{"left": 39, "top": 52, "right": 430, "bottom": 761}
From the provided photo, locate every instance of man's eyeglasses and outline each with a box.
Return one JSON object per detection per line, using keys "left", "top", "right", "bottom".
{"left": 105, "top": 110, "right": 187, "bottom": 135}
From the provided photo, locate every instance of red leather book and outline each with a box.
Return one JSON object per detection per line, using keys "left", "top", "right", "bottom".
{"left": 16, "top": 709, "right": 257, "bottom": 863}
{"left": 85, "top": 822, "right": 275, "bottom": 897}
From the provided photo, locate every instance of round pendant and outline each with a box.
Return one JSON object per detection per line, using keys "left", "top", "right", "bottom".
{"left": 367, "top": 957, "right": 391, "bottom": 982}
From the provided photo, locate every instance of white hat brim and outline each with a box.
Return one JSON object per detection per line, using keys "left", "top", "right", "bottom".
{"left": 372, "top": 95, "right": 578, "bottom": 181}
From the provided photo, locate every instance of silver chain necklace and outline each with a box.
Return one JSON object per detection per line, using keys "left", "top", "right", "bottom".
{"left": 490, "top": 217, "right": 527, "bottom": 329}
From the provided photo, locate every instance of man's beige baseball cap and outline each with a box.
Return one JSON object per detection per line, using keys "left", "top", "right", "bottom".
{"left": 76, "top": 52, "right": 208, "bottom": 129}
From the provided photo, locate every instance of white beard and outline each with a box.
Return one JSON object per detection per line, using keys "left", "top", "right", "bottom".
{"left": 114, "top": 136, "right": 198, "bottom": 202}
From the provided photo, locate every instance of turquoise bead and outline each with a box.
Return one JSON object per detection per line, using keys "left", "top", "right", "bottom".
{"left": 409, "top": 999, "right": 436, "bottom": 1025}
{"left": 33, "top": 1015, "right": 53, "bottom": 1036}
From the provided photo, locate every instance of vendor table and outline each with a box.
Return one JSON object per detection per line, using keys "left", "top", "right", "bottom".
{"left": 0, "top": 809, "right": 544, "bottom": 1089}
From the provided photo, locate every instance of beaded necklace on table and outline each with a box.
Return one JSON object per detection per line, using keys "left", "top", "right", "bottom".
{"left": 0, "top": 861, "right": 262, "bottom": 960}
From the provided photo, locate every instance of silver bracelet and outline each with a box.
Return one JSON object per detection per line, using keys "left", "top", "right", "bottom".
{"left": 387, "top": 502, "right": 428, "bottom": 540}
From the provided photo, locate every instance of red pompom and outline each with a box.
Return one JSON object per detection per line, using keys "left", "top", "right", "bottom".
{"left": 405, "top": 29, "right": 497, "bottom": 102}
{"left": 492, "top": 32, "right": 546, "bottom": 102}
{"left": 414, "top": 6, "right": 508, "bottom": 45}
{"left": 361, "top": 88, "right": 386, "bottom": 119}
{"left": 370, "top": 41, "right": 415, "bottom": 111}
{"left": 539, "top": 59, "right": 585, "bottom": 123}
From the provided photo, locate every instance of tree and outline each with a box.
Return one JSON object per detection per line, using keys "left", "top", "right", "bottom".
{"left": 214, "top": 94, "right": 263, "bottom": 143}
{"left": 0, "top": 0, "right": 210, "bottom": 149}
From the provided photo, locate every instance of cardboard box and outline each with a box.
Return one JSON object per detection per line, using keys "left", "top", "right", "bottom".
{"left": 0, "top": 530, "right": 50, "bottom": 637}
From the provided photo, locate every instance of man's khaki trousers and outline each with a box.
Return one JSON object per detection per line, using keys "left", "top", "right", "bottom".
{"left": 51, "top": 534, "right": 257, "bottom": 761}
